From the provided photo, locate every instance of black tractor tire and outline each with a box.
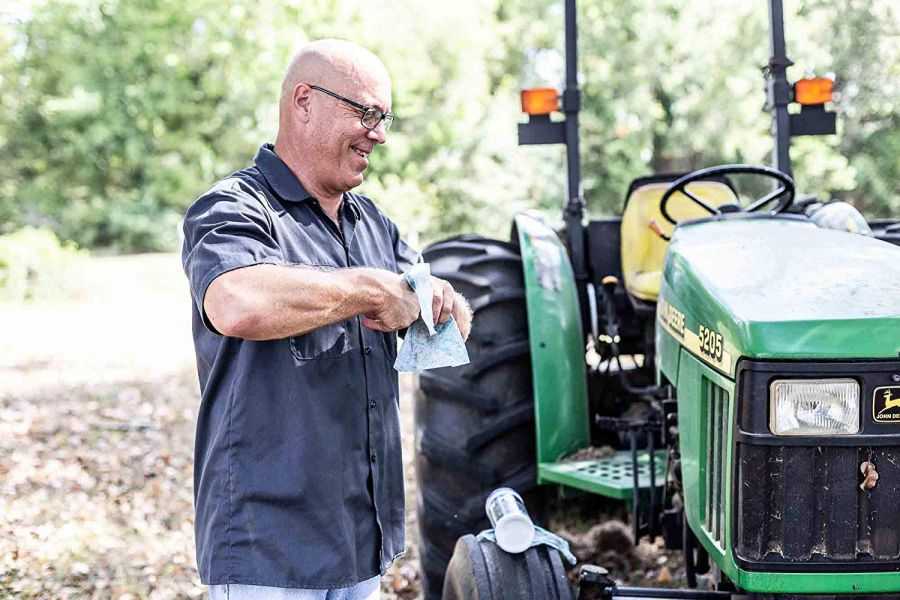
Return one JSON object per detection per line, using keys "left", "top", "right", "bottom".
{"left": 415, "top": 235, "right": 537, "bottom": 600}
{"left": 442, "top": 535, "right": 575, "bottom": 600}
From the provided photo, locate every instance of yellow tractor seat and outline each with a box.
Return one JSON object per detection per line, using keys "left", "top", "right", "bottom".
{"left": 620, "top": 180, "right": 738, "bottom": 301}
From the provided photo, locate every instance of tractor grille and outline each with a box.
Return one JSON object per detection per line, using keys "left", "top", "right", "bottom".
{"left": 704, "top": 378, "right": 729, "bottom": 545}
{"left": 733, "top": 358, "right": 900, "bottom": 571}
{"left": 736, "top": 444, "right": 900, "bottom": 568}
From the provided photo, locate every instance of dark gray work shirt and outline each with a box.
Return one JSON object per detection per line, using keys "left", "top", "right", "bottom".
{"left": 181, "top": 144, "right": 416, "bottom": 588}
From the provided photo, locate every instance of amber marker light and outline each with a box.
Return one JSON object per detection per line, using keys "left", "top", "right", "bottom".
{"left": 521, "top": 88, "right": 559, "bottom": 115}
{"left": 794, "top": 77, "right": 834, "bottom": 105}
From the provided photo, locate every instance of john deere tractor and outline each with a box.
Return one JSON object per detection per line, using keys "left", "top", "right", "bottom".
{"left": 413, "top": 1, "right": 900, "bottom": 598}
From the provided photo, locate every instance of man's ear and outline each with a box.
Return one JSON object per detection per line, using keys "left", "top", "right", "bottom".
{"left": 292, "top": 83, "right": 312, "bottom": 123}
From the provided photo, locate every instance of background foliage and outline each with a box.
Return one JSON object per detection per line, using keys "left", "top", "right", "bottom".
{"left": 1, "top": 0, "right": 897, "bottom": 254}
{"left": 0, "top": 227, "right": 81, "bottom": 302}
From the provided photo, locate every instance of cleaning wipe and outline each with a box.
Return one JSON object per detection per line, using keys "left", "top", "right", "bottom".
{"left": 406, "top": 262, "right": 436, "bottom": 336}
{"left": 394, "top": 262, "right": 470, "bottom": 372}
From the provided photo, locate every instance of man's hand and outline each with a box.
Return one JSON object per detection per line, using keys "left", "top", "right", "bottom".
{"left": 431, "top": 276, "right": 473, "bottom": 341}
{"left": 430, "top": 276, "right": 455, "bottom": 326}
{"left": 453, "top": 294, "right": 473, "bottom": 341}
{"left": 361, "top": 270, "right": 420, "bottom": 333}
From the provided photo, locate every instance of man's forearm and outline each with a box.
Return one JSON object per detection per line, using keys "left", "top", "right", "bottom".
{"left": 204, "top": 264, "right": 387, "bottom": 340}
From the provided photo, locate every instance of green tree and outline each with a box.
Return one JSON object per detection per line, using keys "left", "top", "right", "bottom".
{"left": 502, "top": 0, "right": 899, "bottom": 217}
{"left": 810, "top": 0, "right": 900, "bottom": 216}
{"left": 0, "top": 0, "right": 352, "bottom": 251}
{"left": 1, "top": 0, "right": 897, "bottom": 252}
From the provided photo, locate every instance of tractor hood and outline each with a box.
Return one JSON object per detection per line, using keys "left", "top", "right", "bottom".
{"left": 658, "top": 216, "right": 900, "bottom": 377}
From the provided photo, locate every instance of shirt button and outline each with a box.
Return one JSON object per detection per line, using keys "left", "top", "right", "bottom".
{"left": 364, "top": 346, "right": 372, "bottom": 355}
{"left": 369, "top": 399, "right": 377, "bottom": 409}
{"left": 370, "top": 452, "right": 377, "bottom": 463}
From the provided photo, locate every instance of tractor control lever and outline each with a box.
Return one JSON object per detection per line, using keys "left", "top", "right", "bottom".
{"left": 599, "top": 275, "right": 620, "bottom": 342}
{"left": 648, "top": 219, "right": 670, "bottom": 241}
{"left": 586, "top": 282, "right": 600, "bottom": 343}
{"left": 596, "top": 276, "right": 661, "bottom": 397}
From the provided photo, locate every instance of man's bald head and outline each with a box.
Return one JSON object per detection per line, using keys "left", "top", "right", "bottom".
{"left": 280, "top": 39, "right": 390, "bottom": 115}
{"left": 274, "top": 39, "right": 392, "bottom": 206}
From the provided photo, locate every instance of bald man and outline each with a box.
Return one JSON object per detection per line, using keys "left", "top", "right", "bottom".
{"left": 181, "top": 40, "right": 471, "bottom": 599}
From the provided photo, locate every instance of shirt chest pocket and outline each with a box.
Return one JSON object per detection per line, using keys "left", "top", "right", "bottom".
{"left": 289, "top": 320, "right": 354, "bottom": 364}
{"left": 285, "top": 263, "right": 356, "bottom": 364}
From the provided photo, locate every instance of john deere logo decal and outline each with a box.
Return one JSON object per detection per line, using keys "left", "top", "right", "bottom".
{"left": 656, "top": 298, "right": 733, "bottom": 376}
{"left": 873, "top": 386, "right": 900, "bottom": 423}
{"left": 658, "top": 298, "right": 685, "bottom": 339}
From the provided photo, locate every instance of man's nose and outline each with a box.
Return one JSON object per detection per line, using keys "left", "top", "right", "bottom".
{"left": 366, "top": 121, "right": 387, "bottom": 144}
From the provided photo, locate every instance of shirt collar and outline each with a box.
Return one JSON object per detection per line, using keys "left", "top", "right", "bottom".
{"left": 255, "top": 143, "right": 361, "bottom": 220}
{"left": 341, "top": 193, "right": 362, "bottom": 222}
{"left": 255, "top": 143, "right": 311, "bottom": 203}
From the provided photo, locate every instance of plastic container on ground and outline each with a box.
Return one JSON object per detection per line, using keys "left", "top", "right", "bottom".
{"left": 484, "top": 487, "right": 535, "bottom": 553}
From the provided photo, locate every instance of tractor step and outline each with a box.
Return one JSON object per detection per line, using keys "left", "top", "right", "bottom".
{"left": 538, "top": 450, "right": 666, "bottom": 500}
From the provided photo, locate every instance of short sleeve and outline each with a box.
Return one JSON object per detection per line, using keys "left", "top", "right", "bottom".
{"left": 181, "top": 179, "right": 284, "bottom": 333}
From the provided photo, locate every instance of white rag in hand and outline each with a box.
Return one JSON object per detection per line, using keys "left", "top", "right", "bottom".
{"left": 394, "top": 262, "right": 470, "bottom": 372}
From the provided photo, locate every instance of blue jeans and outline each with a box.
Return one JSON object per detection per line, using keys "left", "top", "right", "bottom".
{"left": 208, "top": 576, "right": 380, "bottom": 600}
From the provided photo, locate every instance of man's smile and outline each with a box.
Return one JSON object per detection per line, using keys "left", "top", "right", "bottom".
{"left": 351, "top": 145, "right": 370, "bottom": 159}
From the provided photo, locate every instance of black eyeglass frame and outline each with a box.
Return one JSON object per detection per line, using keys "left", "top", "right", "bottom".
{"left": 308, "top": 84, "right": 395, "bottom": 132}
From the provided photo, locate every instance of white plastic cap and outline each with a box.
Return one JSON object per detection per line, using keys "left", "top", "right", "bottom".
{"left": 495, "top": 513, "right": 535, "bottom": 553}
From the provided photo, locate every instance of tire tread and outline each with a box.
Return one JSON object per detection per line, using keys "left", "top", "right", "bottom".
{"left": 416, "top": 236, "right": 536, "bottom": 600}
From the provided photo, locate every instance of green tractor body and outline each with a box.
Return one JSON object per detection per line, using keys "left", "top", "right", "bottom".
{"left": 511, "top": 210, "right": 900, "bottom": 595}
{"left": 659, "top": 218, "right": 900, "bottom": 371}
{"left": 414, "top": 2, "right": 900, "bottom": 598}
{"left": 660, "top": 217, "right": 900, "bottom": 594}
{"left": 514, "top": 212, "right": 589, "bottom": 466}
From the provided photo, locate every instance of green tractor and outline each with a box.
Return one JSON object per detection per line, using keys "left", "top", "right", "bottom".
{"left": 413, "top": 1, "right": 900, "bottom": 598}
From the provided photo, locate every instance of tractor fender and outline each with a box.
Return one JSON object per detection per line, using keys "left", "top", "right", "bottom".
{"left": 512, "top": 212, "right": 589, "bottom": 467}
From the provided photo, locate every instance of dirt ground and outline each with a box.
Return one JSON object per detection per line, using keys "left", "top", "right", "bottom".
{"left": 0, "top": 253, "right": 686, "bottom": 599}
{"left": 0, "top": 253, "right": 422, "bottom": 599}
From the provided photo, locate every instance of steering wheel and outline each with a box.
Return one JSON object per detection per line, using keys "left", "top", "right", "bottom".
{"left": 659, "top": 164, "right": 795, "bottom": 226}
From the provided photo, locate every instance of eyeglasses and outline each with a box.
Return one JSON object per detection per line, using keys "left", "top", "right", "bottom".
{"left": 308, "top": 84, "right": 395, "bottom": 132}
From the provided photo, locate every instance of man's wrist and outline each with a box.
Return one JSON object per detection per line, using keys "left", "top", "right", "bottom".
{"left": 347, "top": 267, "right": 388, "bottom": 314}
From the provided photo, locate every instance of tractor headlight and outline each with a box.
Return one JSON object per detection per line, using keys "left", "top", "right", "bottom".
{"left": 769, "top": 378, "right": 859, "bottom": 436}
